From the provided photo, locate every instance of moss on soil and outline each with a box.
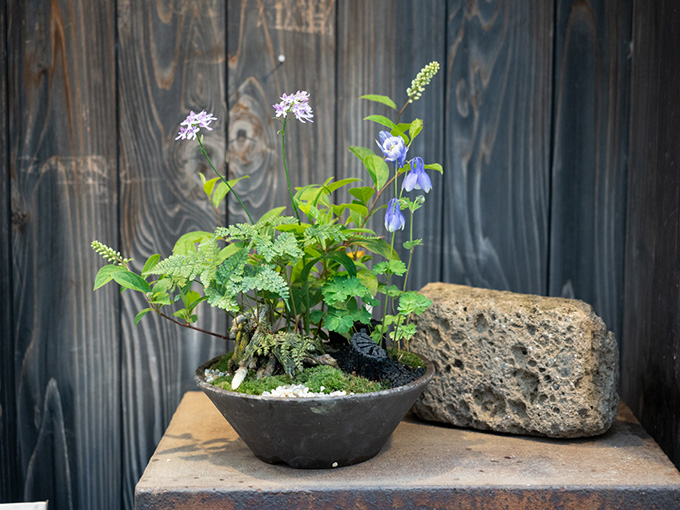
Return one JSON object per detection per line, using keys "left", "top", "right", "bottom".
{"left": 392, "top": 350, "right": 426, "bottom": 369}
{"left": 207, "top": 353, "right": 388, "bottom": 396}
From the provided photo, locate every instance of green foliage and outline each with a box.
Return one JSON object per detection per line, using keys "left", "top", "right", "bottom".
{"left": 92, "top": 60, "right": 442, "bottom": 369}
{"left": 359, "top": 94, "right": 397, "bottom": 110}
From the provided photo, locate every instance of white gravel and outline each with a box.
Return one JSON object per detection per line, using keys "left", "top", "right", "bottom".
{"left": 204, "top": 369, "right": 352, "bottom": 397}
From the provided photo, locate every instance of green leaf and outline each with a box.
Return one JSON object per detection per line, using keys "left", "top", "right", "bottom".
{"left": 172, "top": 231, "right": 211, "bottom": 256}
{"left": 218, "top": 243, "right": 242, "bottom": 264}
{"left": 372, "top": 259, "right": 406, "bottom": 276}
{"left": 150, "top": 292, "right": 172, "bottom": 306}
{"left": 364, "top": 155, "right": 390, "bottom": 191}
{"left": 348, "top": 186, "right": 376, "bottom": 205}
{"left": 142, "top": 254, "right": 161, "bottom": 275}
{"left": 276, "top": 223, "right": 311, "bottom": 234}
{"left": 134, "top": 308, "right": 152, "bottom": 326}
{"left": 324, "top": 312, "right": 357, "bottom": 335}
{"left": 257, "top": 206, "right": 287, "bottom": 224}
{"left": 359, "top": 94, "right": 397, "bottom": 110}
{"left": 357, "top": 268, "right": 379, "bottom": 296}
{"left": 356, "top": 238, "right": 400, "bottom": 260}
{"left": 344, "top": 203, "right": 368, "bottom": 217}
{"left": 326, "top": 178, "right": 361, "bottom": 193}
{"left": 424, "top": 163, "right": 443, "bottom": 174}
{"left": 409, "top": 118, "right": 423, "bottom": 141}
{"left": 398, "top": 291, "right": 432, "bottom": 316}
{"left": 200, "top": 175, "right": 219, "bottom": 196}
{"left": 93, "top": 264, "right": 125, "bottom": 291}
{"left": 211, "top": 176, "right": 250, "bottom": 210}
{"left": 364, "top": 114, "right": 398, "bottom": 132}
{"left": 403, "top": 239, "right": 423, "bottom": 250}
{"left": 112, "top": 270, "right": 151, "bottom": 293}
{"left": 348, "top": 146, "right": 376, "bottom": 163}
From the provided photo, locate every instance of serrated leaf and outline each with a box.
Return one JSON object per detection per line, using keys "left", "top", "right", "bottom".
{"left": 364, "top": 114, "right": 398, "bottom": 131}
{"left": 364, "top": 155, "right": 390, "bottom": 191}
{"left": 398, "top": 291, "right": 432, "bottom": 316}
{"left": 112, "top": 270, "right": 151, "bottom": 293}
{"left": 93, "top": 264, "right": 125, "bottom": 291}
{"left": 424, "top": 163, "right": 443, "bottom": 174}
{"left": 359, "top": 94, "right": 397, "bottom": 110}
{"left": 348, "top": 186, "right": 376, "bottom": 205}
{"left": 324, "top": 312, "right": 356, "bottom": 335}
{"left": 403, "top": 239, "right": 423, "bottom": 250}
{"left": 134, "top": 308, "right": 152, "bottom": 326}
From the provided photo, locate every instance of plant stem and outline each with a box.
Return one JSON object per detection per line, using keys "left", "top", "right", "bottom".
{"left": 198, "top": 137, "right": 254, "bottom": 224}
{"left": 280, "top": 118, "right": 302, "bottom": 224}
{"left": 152, "top": 308, "right": 230, "bottom": 340}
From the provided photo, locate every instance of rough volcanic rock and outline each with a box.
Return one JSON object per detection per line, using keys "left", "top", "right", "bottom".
{"left": 410, "top": 283, "right": 619, "bottom": 438}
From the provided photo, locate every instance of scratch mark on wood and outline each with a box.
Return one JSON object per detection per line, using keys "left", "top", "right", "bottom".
{"left": 257, "top": 0, "right": 334, "bottom": 35}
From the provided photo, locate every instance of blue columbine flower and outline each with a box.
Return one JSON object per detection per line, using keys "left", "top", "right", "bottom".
{"left": 376, "top": 131, "right": 408, "bottom": 168}
{"left": 401, "top": 157, "right": 432, "bottom": 193}
{"left": 384, "top": 198, "right": 405, "bottom": 232}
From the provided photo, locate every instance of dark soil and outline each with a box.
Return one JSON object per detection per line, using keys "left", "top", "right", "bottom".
{"left": 327, "top": 329, "right": 426, "bottom": 389}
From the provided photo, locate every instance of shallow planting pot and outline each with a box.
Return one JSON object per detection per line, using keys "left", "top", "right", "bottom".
{"left": 194, "top": 356, "right": 434, "bottom": 469}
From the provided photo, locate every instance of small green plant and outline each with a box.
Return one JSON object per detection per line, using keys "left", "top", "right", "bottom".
{"left": 93, "top": 63, "right": 441, "bottom": 386}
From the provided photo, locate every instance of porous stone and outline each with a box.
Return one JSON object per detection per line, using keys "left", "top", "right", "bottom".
{"left": 410, "top": 283, "right": 619, "bottom": 438}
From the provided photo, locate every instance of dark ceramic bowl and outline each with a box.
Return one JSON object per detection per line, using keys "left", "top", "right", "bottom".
{"left": 194, "top": 356, "right": 434, "bottom": 469}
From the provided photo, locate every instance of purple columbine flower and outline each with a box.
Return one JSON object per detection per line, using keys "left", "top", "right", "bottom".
{"left": 273, "top": 90, "right": 314, "bottom": 123}
{"left": 376, "top": 131, "right": 408, "bottom": 168}
{"left": 401, "top": 157, "right": 432, "bottom": 193}
{"left": 384, "top": 198, "right": 405, "bottom": 232}
{"left": 176, "top": 110, "right": 217, "bottom": 140}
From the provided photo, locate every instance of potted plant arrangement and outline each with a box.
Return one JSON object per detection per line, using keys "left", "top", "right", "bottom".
{"left": 92, "top": 62, "right": 442, "bottom": 469}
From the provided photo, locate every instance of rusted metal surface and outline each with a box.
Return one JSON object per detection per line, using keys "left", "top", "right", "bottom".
{"left": 135, "top": 392, "right": 680, "bottom": 509}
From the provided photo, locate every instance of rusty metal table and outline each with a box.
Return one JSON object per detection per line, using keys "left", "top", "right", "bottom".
{"left": 135, "top": 392, "right": 680, "bottom": 509}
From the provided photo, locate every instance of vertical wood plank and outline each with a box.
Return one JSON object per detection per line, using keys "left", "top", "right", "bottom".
{"left": 622, "top": 0, "right": 680, "bottom": 469}
{"left": 550, "top": 0, "right": 632, "bottom": 340}
{"left": 0, "top": 1, "right": 18, "bottom": 502}
{"left": 8, "top": 0, "right": 119, "bottom": 508}
{"left": 226, "top": 0, "right": 336, "bottom": 223}
{"left": 117, "top": 2, "right": 227, "bottom": 508}
{"left": 336, "top": 0, "right": 446, "bottom": 292}
{"left": 442, "top": 0, "right": 554, "bottom": 294}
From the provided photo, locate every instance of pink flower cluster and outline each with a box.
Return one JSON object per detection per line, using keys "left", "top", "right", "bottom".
{"left": 273, "top": 91, "right": 314, "bottom": 123}
{"left": 176, "top": 110, "right": 217, "bottom": 141}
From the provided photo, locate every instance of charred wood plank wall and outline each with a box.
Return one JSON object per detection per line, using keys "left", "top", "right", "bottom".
{"left": 621, "top": 0, "right": 680, "bottom": 475}
{"left": 1, "top": 0, "right": 677, "bottom": 509}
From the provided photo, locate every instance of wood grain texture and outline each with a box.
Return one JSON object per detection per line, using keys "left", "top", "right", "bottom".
{"left": 622, "top": 0, "right": 680, "bottom": 469}
{"left": 336, "top": 0, "right": 446, "bottom": 293}
{"left": 117, "top": 2, "right": 227, "bottom": 508}
{"left": 442, "top": 0, "right": 554, "bottom": 295}
{"left": 0, "top": 2, "right": 18, "bottom": 503}
{"left": 549, "top": 0, "right": 631, "bottom": 341}
{"left": 8, "top": 1, "right": 119, "bottom": 508}
{"left": 226, "top": 0, "right": 336, "bottom": 223}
